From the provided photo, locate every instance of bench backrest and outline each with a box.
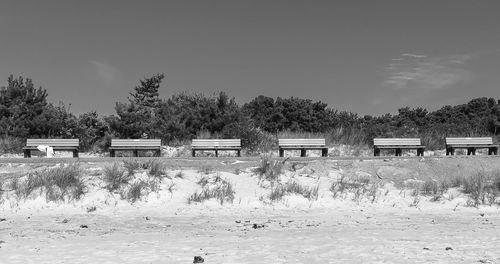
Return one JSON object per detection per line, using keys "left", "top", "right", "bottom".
{"left": 111, "top": 139, "right": 161, "bottom": 147}
{"left": 373, "top": 138, "right": 422, "bottom": 146}
{"left": 278, "top": 138, "right": 326, "bottom": 147}
{"left": 445, "top": 137, "right": 494, "bottom": 145}
{"left": 26, "top": 139, "right": 79, "bottom": 147}
{"left": 192, "top": 139, "right": 241, "bottom": 147}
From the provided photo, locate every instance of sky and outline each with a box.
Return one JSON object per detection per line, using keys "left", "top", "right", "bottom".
{"left": 1, "top": 0, "right": 500, "bottom": 116}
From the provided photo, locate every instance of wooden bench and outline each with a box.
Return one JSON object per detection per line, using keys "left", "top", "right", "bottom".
{"left": 109, "top": 139, "right": 161, "bottom": 157}
{"left": 373, "top": 138, "right": 425, "bottom": 156}
{"left": 191, "top": 139, "right": 241, "bottom": 157}
{"left": 278, "top": 139, "right": 328, "bottom": 157}
{"left": 445, "top": 137, "right": 499, "bottom": 155}
{"left": 23, "top": 139, "right": 79, "bottom": 158}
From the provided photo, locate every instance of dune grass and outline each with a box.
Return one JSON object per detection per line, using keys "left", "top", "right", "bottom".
{"left": 188, "top": 177, "right": 235, "bottom": 205}
{"left": 10, "top": 163, "right": 86, "bottom": 202}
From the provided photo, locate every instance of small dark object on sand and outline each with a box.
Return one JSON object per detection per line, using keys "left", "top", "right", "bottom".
{"left": 145, "top": 216, "right": 150, "bottom": 220}
{"left": 423, "top": 247, "right": 430, "bottom": 250}
{"left": 253, "top": 223, "right": 265, "bottom": 229}
{"left": 80, "top": 224, "right": 88, "bottom": 228}
{"left": 61, "top": 219, "right": 69, "bottom": 223}
{"left": 0, "top": 218, "right": 6, "bottom": 222}
{"left": 193, "top": 256, "right": 204, "bottom": 263}
{"left": 445, "top": 247, "right": 453, "bottom": 251}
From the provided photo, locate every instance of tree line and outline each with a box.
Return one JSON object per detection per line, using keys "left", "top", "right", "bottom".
{"left": 1, "top": 74, "right": 500, "bottom": 152}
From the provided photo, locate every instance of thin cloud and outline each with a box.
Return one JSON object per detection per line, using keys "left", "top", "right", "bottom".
{"left": 401, "top": 53, "right": 427, "bottom": 58}
{"left": 384, "top": 53, "right": 473, "bottom": 91}
{"left": 89, "top": 60, "right": 123, "bottom": 89}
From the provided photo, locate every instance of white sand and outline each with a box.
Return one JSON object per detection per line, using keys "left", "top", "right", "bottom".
{"left": 1, "top": 159, "right": 500, "bottom": 263}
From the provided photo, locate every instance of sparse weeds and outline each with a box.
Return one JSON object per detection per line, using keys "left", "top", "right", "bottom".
{"left": 126, "top": 181, "right": 149, "bottom": 203}
{"left": 269, "top": 181, "right": 319, "bottom": 201}
{"left": 330, "top": 173, "right": 379, "bottom": 203}
{"left": 197, "top": 175, "right": 210, "bottom": 187}
{"left": 11, "top": 164, "right": 86, "bottom": 202}
{"left": 123, "top": 159, "right": 142, "bottom": 176}
{"left": 175, "top": 170, "right": 184, "bottom": 179}
{"left": 149, "top": 160, "right": 167, "bottom": 179}
{"left": 411, "top": 169, "right": 500, "bottom": 206}
{"left": 188, "top": 177, "right": 235, "bottom": 205}
{"left": 103, "top": 163, "right": 129, "bottom": 192}
{"left": 199, "top": 165, "right": 214, "bottom": 175}
{"left": 253, "top": 155, "right": 287, "bottom": 184}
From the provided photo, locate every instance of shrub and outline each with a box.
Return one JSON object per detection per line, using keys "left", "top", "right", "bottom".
{"left": 0, "top": 136, "right": 25, "bottom": 153}
{"left": 103, "top": 163, "right": 128, "bottom": 192}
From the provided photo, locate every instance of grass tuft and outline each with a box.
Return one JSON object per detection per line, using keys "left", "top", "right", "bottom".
{"left": 103, "top": 163, "right": 129, "bottom": 192}
{"left": 188, "top": 178, "right": 235, "bottom": 205}
{"left": 11, "top": 164, "right": 86, "bottom": 202}
{"left": 253, "top": 155, "right": 287, "bottom": 183}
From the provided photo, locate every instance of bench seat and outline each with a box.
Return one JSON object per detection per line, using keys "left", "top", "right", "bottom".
{"left": 445, "top": 137, "right": 498, "bottom": 155}
{"left": 191, "top": 139, "right": 241, "bottom": 157}
{"left": 23, "top": 139, "right": 79, "bottom": 158}
{"left": 109, "top": 139, "right": 161, "bottom": 157}
{"left": 278, "top": 139, "right": 328, "bottom": 157}
{"left": 373, "top": 138, "right": 424, "bottom": 156}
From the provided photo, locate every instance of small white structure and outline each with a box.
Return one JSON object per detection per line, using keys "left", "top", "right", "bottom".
{"left": 37, "top": 145, "right": 55, "bottom": 157}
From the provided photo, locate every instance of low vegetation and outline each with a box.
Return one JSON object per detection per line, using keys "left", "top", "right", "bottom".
{"left": 253, "top": 155, "right": 287, "bottom": 184}
{"left": 103, "top": 163, "right": 129, "bottom": 192}
{"left": 188, "top": 176, "right": 235, "bottom": 205}
{"left": 148, "top": 160, "right": 167, "bottom": 179}
{"left": 269, "top": 181, "right": 319, "bottom": 201}
{"left": 330, "top": 173, "right": 380, "bottom": 203}
{"left": 10, "top": 164, "right": 86, "bottom": 202}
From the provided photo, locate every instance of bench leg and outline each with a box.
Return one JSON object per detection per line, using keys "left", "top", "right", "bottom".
{"left": 110, "top": 150, "right": 115, "bottom": 157}
{"left": 24, "top": 149, "right": 31, "bottom": 158}
{"left": 215, "top": 149, "right": 218, "bottom": 157}
{"left": 417, "top": 148, "right": 424, "bottom": 156}
{"left": 395, "top": 148, "right": 402, "bottom": 156}
{"left": 467, "top": 148, "right": 475, "bottom": 155}
{"left": 237, "top": 149, "right": 241, "bottom": 157}
{"left": 73, "top": 150, "right": 79, "bottom": 158}
{"left": 488, "top": 147, "right": 498, "bottom": 155}
{"left": 192, "top": 149, "right": 196, "bottom": 157}
{"left": 300, "top": 149, "right": 306, "bottom": 157}
{"left": 133, "top": 150, "right": 138, "bottom": 157}
{"left": 322, "top": 148, "right": 328, "bottom": 157}
{"left": 374, "top": 148, "right": 380, "bottom": 157}
{"left": 156, "top": 149, "right": 161, "bottom": 157}
{"left": 279, "top": 148, "right": 284, "bottom": 157}
{"left": 446, "top": 148, "right": 454, "bottom": 156}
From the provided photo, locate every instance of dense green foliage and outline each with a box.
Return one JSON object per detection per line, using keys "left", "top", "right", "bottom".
{"left": 1, "top": 74, "right": 500, "bottom": 153}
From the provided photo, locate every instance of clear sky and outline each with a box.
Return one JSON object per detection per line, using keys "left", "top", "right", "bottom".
{"left": 1, "top": 0, "right": 500, "bottom": 116}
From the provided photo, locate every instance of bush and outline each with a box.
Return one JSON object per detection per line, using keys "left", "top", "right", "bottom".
{"left": 0, "top": 136, "right": 25, "bottom": 153}
{"left": 103, "top": 163, "right": 129, "bottom": 192}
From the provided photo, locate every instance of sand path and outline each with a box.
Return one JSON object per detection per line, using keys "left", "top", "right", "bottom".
{"left": 1, "top": 207, "right": 499, "bottom": 263}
